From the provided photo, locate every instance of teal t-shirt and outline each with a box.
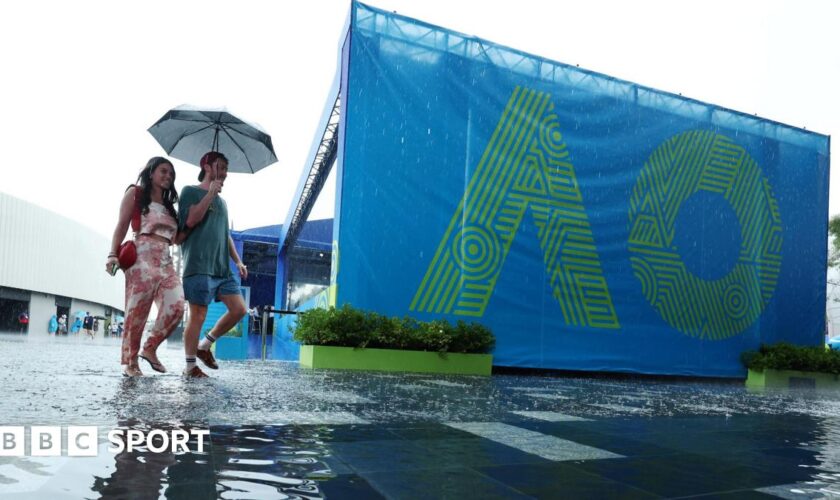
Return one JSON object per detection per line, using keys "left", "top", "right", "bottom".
{"left": 178, "top": 185, "right": 232, "bottom": 278}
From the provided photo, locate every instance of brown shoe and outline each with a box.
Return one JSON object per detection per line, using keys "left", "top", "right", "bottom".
{"left": 183, "top": 366, "right": 208, "bottom": 378}
{"left": 196, "top": 349, "right": 218, "bottom": 369}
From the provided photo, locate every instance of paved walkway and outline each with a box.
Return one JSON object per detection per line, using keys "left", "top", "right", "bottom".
{"left": 1, "top": 334, "right": 839, "bottom": 498}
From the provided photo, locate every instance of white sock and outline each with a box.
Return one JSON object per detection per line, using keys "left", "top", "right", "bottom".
{"left": 185, "top": 357, "right": 196, "bottom": 372}
{"left": 198, "top": 333, "right": 217, "bottom": 351}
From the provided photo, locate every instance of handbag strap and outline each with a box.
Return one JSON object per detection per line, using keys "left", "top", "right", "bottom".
{"left": 131, "top": 186, "right": 141, "bottom": 235}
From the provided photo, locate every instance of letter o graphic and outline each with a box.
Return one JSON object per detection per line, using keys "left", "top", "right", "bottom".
{"left": 627, "top": 130, "right": 782, "bottom": 340}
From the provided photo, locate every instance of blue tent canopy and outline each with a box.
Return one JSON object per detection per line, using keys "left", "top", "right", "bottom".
{"left": 233, "top": 219, "right": 332, "bottom": 251}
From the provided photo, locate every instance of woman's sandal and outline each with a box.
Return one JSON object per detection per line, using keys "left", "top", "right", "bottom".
{"left": 138, "top": 354, "right": 167, "bottom": 373}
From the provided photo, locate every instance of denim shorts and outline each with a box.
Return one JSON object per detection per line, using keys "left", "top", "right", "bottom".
{"left": 183, "top": 274, "right": 241, "bottom": 306}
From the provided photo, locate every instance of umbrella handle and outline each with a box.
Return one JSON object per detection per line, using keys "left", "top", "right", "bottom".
{"left": 212, "top": 127, "right": 220, "bottom": 152}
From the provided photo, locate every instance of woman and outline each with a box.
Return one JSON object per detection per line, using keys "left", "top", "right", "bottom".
{"left": 106, "top": 157, "right": 186, "bottom": 377}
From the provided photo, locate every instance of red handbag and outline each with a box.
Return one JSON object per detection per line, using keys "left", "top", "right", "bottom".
{"left": 118, "top": 187, "right": 141, "bottom": 270}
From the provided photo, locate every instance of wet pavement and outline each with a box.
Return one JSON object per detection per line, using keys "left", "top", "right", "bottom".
{"left": 1, "top": 332, "right": 840, "bottom": 499}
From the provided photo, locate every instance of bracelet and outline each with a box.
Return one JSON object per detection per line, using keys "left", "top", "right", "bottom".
{"left": 108, "top": 253, "right": 117, "bottom": 258}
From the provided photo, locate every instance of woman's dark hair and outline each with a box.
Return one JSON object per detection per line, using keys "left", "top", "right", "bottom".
{"left": 127, "top": 157, "right": 179, "bottom": 220}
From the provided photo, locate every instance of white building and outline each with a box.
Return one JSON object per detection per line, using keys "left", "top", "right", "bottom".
{"left": 0, "top": 192, "right": 124, "bottom": 334}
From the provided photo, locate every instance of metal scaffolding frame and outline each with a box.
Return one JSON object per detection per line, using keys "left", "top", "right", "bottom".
{"left": 282, "top": 94, "right": 340, "bottom": 252}
{"left": 354, "top": 2, "right": 824, "bottom": 152}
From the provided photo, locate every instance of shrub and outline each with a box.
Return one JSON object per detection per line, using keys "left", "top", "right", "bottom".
{"left": 741, "top": 342, "right": 840, "bottom": 374}
{"left": 293, "top": 304, "right": 495, "bottom": 354}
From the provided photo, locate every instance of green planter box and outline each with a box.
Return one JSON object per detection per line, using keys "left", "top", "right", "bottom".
{"left": 299, "top": 345, "right": 492, "bottom": 376}
{"left": 746, "top": 368, "right": 840, "bottom": 390}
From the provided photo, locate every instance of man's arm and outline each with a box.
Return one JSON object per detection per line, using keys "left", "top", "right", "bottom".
{"left": 229, "top": 235, "right": 248, "bottom": 279}
{"left": 172, "top": 228, "right": 190, "bottom": 246}
{"left": 185, "top": 190, "right": 216, "bottom": 229}
{"left": 177, "top": 187, "right": 195, "bottom": 230}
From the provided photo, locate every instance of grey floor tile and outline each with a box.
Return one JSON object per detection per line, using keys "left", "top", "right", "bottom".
{"left": 363, "top": 466, "right": 533, "bottom": 499}
{"left": 445, "top": 422, "right": 623, "bottom": 461}
{"left": 476, "top": 462, "right": 660, "bottom": 499}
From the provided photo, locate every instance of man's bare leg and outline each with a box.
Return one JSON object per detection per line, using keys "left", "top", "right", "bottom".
{"left": 183, "top": 303, "right": 208, "bottom": 377}
{"left": 196, "top": 294, "right": 247, "bottom": 369}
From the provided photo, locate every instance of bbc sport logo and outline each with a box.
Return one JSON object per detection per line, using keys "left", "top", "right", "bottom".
{"left": 0, "top": 426, "right": 209, "bottom": 456}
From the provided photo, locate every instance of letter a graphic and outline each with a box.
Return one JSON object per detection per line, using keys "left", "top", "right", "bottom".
{"left": 410, "top": 86, "right": 619, "bottom": 329}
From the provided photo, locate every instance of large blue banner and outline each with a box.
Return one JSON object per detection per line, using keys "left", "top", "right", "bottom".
{"left": 330, "top": 2, "right": 830, "bottom": 377}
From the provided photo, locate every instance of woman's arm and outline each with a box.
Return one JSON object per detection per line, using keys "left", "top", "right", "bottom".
{"left": 105, "top": 187, "right": 137, "bottom": 273}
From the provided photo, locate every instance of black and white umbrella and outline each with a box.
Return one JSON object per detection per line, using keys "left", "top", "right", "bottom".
{"left": 148, "top": 105, "right": 278, "bottom": 173}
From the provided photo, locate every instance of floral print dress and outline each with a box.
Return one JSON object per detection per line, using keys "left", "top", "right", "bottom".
{"left": 121, "top": 201, "right": 185, "bottom": 366}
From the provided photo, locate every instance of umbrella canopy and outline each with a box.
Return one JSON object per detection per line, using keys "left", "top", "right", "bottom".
{"left": 148, "top": 105, "right": 278, "bottom": 173}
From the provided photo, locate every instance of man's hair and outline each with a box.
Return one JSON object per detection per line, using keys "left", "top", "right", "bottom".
{"left": 198, "top": 151, "right": 229, "bottom": 181}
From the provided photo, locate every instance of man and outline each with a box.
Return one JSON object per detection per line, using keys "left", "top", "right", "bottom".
{"left": 178, "top": 151, "right": 248, "bottom": 378}
{"left": 17, "top": 312, "right": 29, "bottom": 333}
{"left": 82, "top": 312, "right": 94, "bottom": 339}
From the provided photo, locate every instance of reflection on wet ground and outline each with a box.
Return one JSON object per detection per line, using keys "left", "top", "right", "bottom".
{"left": 1, "top": 333, "right": 840, "bottom": 498}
